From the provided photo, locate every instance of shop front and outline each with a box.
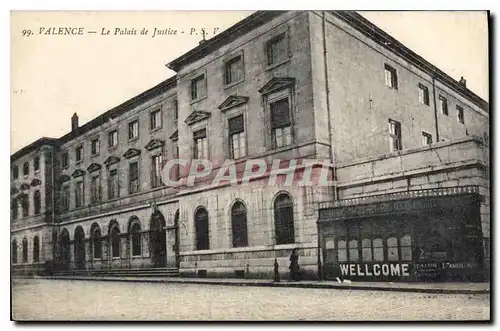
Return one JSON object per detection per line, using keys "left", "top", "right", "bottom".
{"left": 318, "top": 186, "right": 484, "bottom": 282}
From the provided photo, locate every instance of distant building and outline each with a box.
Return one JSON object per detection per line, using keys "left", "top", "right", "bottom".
{"left": 11, "top": 11, "right": 489, "bottom": 282}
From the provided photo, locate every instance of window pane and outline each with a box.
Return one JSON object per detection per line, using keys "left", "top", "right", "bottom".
{"left": 338, "top": 249, "right": 347, "bottom": 262}
{"left": 348, "top": 239, "right": 359, "bottom": 262}
{"left": 270, "top": 99, "right": 290, "bottom": 128}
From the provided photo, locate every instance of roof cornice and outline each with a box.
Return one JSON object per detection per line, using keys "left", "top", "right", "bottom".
{"left": 166, "top": 11, "right": 287, "bottom": 72}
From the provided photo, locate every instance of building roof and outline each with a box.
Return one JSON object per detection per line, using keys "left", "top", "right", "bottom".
{"left": 167, "top": 10, "right": 488, "bottom": 111}
{"left": 58, "top": 75, "right": 177, "bottom": 145}
{"left": 166, "top": 11, "right": 286, "bottom": 72}
{"left": 331, "top": 11, "right": 489, "bottom": 111}
{"left": 11, "top": 137, "right": 59, "bottom": 162}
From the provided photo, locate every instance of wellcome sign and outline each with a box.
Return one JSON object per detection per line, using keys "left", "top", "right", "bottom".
{"left": 339, "top": 263, "right": 410, "bottom": 277}
{"left": 331, "top": 262, "right": 478, "bottom": 281}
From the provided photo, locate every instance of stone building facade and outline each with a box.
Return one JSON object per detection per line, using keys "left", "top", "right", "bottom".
{"left": 11, "top": 11, "right": 489, "bottom": 281}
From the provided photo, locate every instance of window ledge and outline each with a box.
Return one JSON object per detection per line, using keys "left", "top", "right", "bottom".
{"left": 223, "top": 79, "right": 245, "bottom": 90}
{"left": 128, "top": 137, "right": 139, "bottom": 143}
{"left": 108, "top": 145, "right": 118, "bottom": 152}
{"left": 150, "top": 126, "right": 162, "bottom": 134}
{"left": 265, "top": 58, "right": 291, "bottom": 72}
{"left": 91, "top": 153, "right": 100, "bottom": 158}
{"left": 190, "top": 95, "right": 207, "bottom": 105}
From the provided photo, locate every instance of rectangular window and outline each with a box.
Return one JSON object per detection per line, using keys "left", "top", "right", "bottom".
{"left": 13, "top": 166, "right": 19, "bottom": 179}
{"left": 75, "top": 145, "right": 83, "bottom": 162}
{"left": 61, "top": 153, "right": 69, "bottom": 169}
{"left": 61, "top": 185, "right": 70, "bottom": 211}
{"left": 266, "top": 33, "right": 287, "bottom": 66}
{"left": 21, "top": 195, "right": 29, "bottom": 217}
{"left": 384, "top": 64, "right": 398, "bottom": 89}
{"left": 191, "top": 74, "right": 206, "bottom": 101}
{"left": 75, "top": 181, "right": 84, "bottom": 208}
{"left": 422, "top": 131, "right": 433, "bottom": 146}
{"left": 439, "top": 95, "right": 448, "bottom": 115}
{"left": 173, "top": 99, "right": 178, "bottom": 122}
{"left": 270, "top": 98, "right": 292, "bottom": 148}
{"left": 91, "top": 138, "right": 100, "bottom": 155}
{"left": 108, "top": 130, "right": 118, "bottom": 148}
{"left": 129, "top": 162, "right": 139, "bottom": 194}
{"left": 457, "top": 105, "right": 465, "bottom": 124}
{"left": 151, "top": 154, "right": 163, "bottom": 188}
{"left": 34, "top": 156, "right": 40, "bottom": 172}
{"left": 224, "top": 55, "right": 243, "bottom": 85}
{"left": 150, "top": 109, "right": 162, "bottom": 131}
{"left": 193, "top": 129, "right": 208, "bottom": 159}
{"left": 90, "top": 175, "right": 100, "bottom": 204}
{"left": 128, "top": 120, "right": 139, "bottom": 140}
{"left": 228, "top": 115, "right": 246, "bottom": 159}
{"left": 173, "top": 142, "right": 179, "bottom": 181}
{"left": 418, "top": 84, "right": 430, "bottom": 105}
{"left": 23, "top": 162, "right": 29, "bottom": 177}
{"left": 389, "top": 119, "right": 402, "bottom": 151}
{"left": 108, "top": 169, "right": 119, "bottom": 199}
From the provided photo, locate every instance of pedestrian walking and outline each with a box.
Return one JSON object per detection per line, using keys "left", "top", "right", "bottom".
{"left": 289, "top": 248, "right": 300, "bottom": 281}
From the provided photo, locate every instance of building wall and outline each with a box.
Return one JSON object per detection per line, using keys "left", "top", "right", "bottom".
{"left": 175, "top": 11, "right": 322, "bottom": 175}
{"left": 56, "top": 85, "right": 178, "bottom": 224}
{"left": 177, "top": 178, "right": 332, "bottom": 279}
{"left": 308, "top": 11, "right": 489, "bottom": 164}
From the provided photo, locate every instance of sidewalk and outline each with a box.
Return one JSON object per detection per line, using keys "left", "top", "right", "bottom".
{"left": 27, "top": 275, "right": 490, "bottom": 295}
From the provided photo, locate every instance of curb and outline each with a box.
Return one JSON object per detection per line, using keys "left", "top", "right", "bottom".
{"left": 24, "top": 276, "right": 490, "bottom": 295}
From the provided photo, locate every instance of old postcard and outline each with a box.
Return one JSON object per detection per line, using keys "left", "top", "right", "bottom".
{"left": 10, "top": 10, "right": 490, "bottom": 321}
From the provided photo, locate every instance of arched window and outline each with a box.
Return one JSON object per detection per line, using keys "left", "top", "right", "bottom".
{"left": 22, "top": 237, "right": 28, "bottom": 263}
{"left": 274, "top": 193, "right": 295, "bottom": 245}
{"left": 110, "top": 226, "right": 120, "bottom": 258}
{"left": 195, "top": 207, "right": 209, "bottom": 250}
{"left": 34, "top": 190, "right": 41, "bottom": 215}
{"left": 231, "top": 201, "right": 248, "bottom": 247}
{"left": 33, "top": 236, "right": 40, "bottom": 263}
{"left": 131, "top": 223, "right": 141, "bottom": 256}
{"left": 91, "top": 225, "right": 102, "bottom": 259}
{"left": 12, "top": 240, "right": 17, "bottom": 264}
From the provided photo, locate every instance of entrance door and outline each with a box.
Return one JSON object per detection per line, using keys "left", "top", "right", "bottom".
{"left": 74, "top": 226, "right": 86, "bottom": 270}
{"left": 150, "top": 211, "right": 166, "bottom": 267}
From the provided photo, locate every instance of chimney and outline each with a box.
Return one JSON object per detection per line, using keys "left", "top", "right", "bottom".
{"left": 459, "top": 76, "right": 467, "bottom": 88}
{"left": 71, "top": 113, "right": 79, "bottom": 131}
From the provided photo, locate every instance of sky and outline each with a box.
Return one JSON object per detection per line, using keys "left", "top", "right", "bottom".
{"left": 10, "top": 11, "right": 489, "bottom": 154}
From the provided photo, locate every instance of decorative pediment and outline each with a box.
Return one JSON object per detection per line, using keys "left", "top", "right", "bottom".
{"left": 184, "top": 110, "right": 211, "bottom": 126}
{"left": 218, "top": 95, "right": 249, "bottom": 112}
{"left": 145, "top": 139, "right": 165, "bottom": 151}
{"left": 169, "top": 130, "right": 178, "bottom": 142}
{"left": 87, "top": 163, "right": 102, "bottom": 173}
{"left": 104, "top": 156, "right": 120, "bottom": 166}
{"left": 258, "top": 77, "right": 295, "bottom": 95}
{"left": 72, "top": 169, "right": 86, "bottom": 178}
{"left": 30, "top": 179, "right": 42, "bottom": 187}
{"left": 59, "top": 174, "right": 70, "bottom": 183}
{"left": 123, "top": 148, "right": 141, "bottom": 159}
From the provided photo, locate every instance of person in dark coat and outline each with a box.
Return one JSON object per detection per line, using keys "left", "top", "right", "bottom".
{"left": 289, "top": 248, "right": 300, "bottom": 281}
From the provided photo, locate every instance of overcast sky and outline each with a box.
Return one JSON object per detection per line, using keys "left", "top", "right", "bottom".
{"left": 10, "top": 11, "right": 488, "bottom": 153}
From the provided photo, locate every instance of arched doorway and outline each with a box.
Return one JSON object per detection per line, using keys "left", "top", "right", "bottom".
{"left": 59, "top": 228, "right": 70, "bottom": 270}
{"left": 150, "top": 211, "right": 166, "bottom": 267}
{"left": 74, "top": 226, "right": 86, "bottom": 270}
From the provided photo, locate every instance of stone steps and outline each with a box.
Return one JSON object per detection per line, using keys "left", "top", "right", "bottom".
{"left": 54, "top": 267, "right": 180, "bottom": 278}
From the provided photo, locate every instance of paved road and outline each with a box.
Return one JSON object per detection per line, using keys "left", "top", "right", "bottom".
{"left": 11, "top": 278, "right": 490, "bottom": 321}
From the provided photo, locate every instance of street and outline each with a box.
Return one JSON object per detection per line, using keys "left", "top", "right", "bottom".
{"left": 11, "top": 278, "right": 490, "bottom": 321}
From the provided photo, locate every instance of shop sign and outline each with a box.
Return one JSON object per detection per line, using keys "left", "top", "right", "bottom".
{"left": 339, "top": 263, "right": 410, "bottom": 277}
